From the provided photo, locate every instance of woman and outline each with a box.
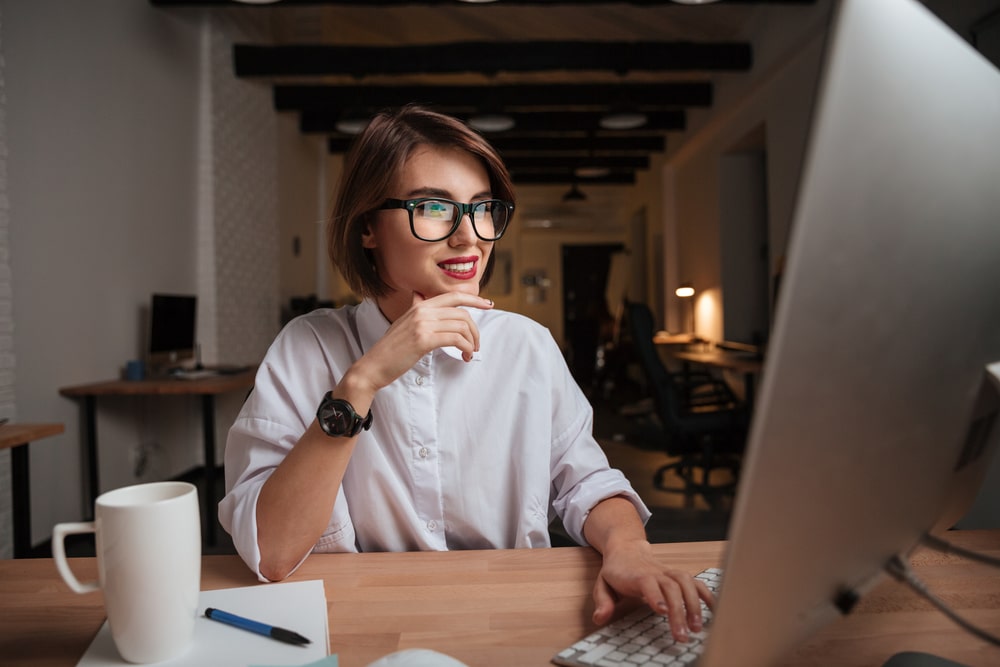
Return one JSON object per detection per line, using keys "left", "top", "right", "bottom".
{"left": 220, "top": 105, "right": 711, "bottom": 641}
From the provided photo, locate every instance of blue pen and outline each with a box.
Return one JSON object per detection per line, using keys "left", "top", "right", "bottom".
{"left": 204, "top": 607, "right": 311, "bottom": 646}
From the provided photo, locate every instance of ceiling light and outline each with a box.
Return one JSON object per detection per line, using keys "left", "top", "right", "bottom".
{"left": 334, "top": 114, "right": 369, "bottom": 135}
{"left": 468, "top": 113, "right": 515, "bottom": 133}
{"left": 675, "top": 283, "right": 695, "bottom": 298}
{"left": 562, "top": 184, "right": 587, "bottom": 203}
{"left": 599, "top": 111, "right": 648, "bottom": 131}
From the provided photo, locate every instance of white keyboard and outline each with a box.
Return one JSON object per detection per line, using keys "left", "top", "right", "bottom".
{"left": 552, "top": 568, "right": 723, "bottom": 667}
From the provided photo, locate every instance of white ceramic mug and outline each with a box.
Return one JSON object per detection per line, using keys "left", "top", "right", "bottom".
{"left": 52, "top": 481, "right": 201, "bottom": 664}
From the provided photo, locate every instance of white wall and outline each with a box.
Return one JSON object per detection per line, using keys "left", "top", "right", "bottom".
{"left": 278, "top": 114, "right": 325, "bottom": 310}
{"left": 0, "top": 0, "right": 292, "bottom": 551}
{"left": 0, "top": 3, "right": 13, "bottom": 558}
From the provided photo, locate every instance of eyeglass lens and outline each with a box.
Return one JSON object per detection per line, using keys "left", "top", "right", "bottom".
{"left": 412, "top": 199, "right": 509, "bottom": 241}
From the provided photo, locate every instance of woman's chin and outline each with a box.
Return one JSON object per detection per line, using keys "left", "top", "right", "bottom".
{"left": 450, "top": 283, "right": 481, "bottom": 297}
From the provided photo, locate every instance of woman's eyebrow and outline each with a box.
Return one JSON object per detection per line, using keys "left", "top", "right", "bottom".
{"left": 405, "top": 186, "right": 494, "bottom": 201}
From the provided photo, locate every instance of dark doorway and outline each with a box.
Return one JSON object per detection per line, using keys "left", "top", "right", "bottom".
{"left": 562, "top": 243, "right": 625, "bottom": 392}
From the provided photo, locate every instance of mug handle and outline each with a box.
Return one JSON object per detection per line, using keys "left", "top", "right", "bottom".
{"left": 52, "top": 522, "right": 100, "bottom": 594}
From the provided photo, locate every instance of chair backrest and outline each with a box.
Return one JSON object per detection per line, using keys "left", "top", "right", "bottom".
{"left": 626, "top": 302, "right": 683, "bottom": 419}
{"left": 627, "top": 301, "right": 739, "bottom": 430}
{"left": 626, "top": 302, "right": 667, "bottom": 386}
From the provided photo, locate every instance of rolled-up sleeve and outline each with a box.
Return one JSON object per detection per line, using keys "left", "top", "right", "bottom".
{"left": 546, "top": 343, "right": 650, "bottom": 545}
{"left": 218, "top": 317, "right": 362, "bottom": 580}
{"left": 218, "top": 415, "right": 290, "bottom": 581}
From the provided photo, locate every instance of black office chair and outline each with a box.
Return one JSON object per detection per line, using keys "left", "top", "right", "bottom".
{"left": 625, "top": 301, "right": 749, "bottom": 497}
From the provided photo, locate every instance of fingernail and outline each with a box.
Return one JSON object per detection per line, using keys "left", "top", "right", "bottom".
{"left": 656, "top": 600, "right": 669, "bottom": 614}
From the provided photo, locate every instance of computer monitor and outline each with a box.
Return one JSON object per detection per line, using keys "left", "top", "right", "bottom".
{"left": 699, "top": 1, "right": 1000, "bottom": 665}
{"left": 147, "top": 293, "right": 198, "bottom": 372}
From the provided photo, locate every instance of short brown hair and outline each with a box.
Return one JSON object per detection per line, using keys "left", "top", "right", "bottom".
{"left": 328, "top": 105, "right": 516, "bottom": 299}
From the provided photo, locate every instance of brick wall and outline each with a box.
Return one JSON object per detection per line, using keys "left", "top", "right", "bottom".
{"left": 201, "top": 11, "right": 279, "bottom": 366}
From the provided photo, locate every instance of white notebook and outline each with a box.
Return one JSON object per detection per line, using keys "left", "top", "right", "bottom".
{"left": 77, "top": 580, "right": 330, "bottom": 667}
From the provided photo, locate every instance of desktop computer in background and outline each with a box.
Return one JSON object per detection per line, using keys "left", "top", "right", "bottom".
{"left": 147, "top": 293, "right": 198, "bottom": 376}
{"left": 694, "top": 0, "right": 1000, "bottom": 665}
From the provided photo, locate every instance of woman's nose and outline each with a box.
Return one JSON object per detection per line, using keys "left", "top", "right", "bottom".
{"left": 449, "top": 212, "right": 478, "bottom": 245}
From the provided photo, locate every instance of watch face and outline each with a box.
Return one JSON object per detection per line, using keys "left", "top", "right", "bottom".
{"left": 320, "top": 400, "right": 349, "bottom": 434}
{"left": 329, "top": 404, "right": 350, "bottom": 433}
{"left": 318, "top": 394, "right": 364, "bottom": 437}
{"left": 318, "top": 393, "right": 371, "bottom": 437}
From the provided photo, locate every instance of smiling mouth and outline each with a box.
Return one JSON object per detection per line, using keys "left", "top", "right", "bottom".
{"left": 440, "top": 260, "right": 475, "bottom": 273}
{"left": 438, "top": 259, "right": 478, "bottom": 278}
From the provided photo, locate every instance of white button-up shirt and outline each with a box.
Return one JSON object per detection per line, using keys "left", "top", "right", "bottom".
{"left": 219, "top": 299, "right": 650, "bottom": 580}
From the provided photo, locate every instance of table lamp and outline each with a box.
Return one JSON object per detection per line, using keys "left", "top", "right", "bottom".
{"left": 675, "top": 282, "right": 695, "bottom": 334}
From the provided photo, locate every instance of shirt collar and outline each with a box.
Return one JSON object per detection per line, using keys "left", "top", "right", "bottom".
{"left": 356, "top": 298, "right": 485, "bottom": 362}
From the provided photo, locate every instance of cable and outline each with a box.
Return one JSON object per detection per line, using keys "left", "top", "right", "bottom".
{"left": 921, "top": 533, "right": 1000, "bottom": 568}
{"left": 884, "top": 555, "right": 1000, "bottom": 647}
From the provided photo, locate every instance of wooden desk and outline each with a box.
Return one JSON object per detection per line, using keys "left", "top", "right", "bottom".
{"left": 0, "top": 422, "right": 65, "bottom": 558}
{"left": 59, "top": 371, "right": 254, "bottom": 545}
{"left": 1, "top": 531, "right": 997, "bottom": 667}
{"left": 652, "top": 331, "right": 705, "bottom": 346}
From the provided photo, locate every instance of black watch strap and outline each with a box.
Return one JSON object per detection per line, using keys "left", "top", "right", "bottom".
{"left": 316, "top": 391, "right": 373, "bottom": 438}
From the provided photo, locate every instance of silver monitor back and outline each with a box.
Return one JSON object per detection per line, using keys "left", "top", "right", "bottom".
{"left": 700, "top": 0, "right": 1000, "bottom": 665}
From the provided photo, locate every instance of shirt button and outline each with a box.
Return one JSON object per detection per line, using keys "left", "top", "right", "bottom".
{"left": 418, "top": 447, "right": 430, "bottom": 459}
{"left": 427, "top": 520, "right": 438, "bottom": 531}
{"left": 415, "top": 376, "right": 425, "bottom": 386}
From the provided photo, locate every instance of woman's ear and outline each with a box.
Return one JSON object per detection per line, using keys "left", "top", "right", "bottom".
{"left": 361, "top": 217, "right": 377, "bottom": 249}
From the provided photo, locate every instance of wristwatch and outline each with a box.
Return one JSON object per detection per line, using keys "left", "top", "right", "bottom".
{"left": 316, "top": 391, "right": 373, "bottom": 438}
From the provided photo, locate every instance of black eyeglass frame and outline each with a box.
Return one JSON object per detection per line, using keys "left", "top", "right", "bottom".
{"left": 377, "top": 197, "right": 515, "bottom": 242}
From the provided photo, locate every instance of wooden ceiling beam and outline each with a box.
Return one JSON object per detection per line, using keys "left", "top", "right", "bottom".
{"left": 510, "top": 170, "right": 636, "bottom": 185}
{"left": 327, "top": 134, "right": 667, "bottom": 153}
{"left": 275, "top": 82, "right": 712, "bottom": 112}
{"left": 302, "top": 109, "right": 684, "bottom": 133}
{"left": 237, "top": 41, "right": 750, "bottom": 78}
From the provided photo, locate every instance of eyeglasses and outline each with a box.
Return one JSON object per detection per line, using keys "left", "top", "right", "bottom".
{"left": 378, "top": 197, "right": 514, "bottom": 242}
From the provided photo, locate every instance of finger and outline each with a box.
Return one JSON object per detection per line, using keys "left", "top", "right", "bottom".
{"left": 420, "top": 291, "right": 494, "bottom": 311}
{"left": 591, "top": 577, "right": 618, "bottom": 626}
{"left": 402, "top": 311, "right": 478, "bottom": 363}
{"left": 432, "top": 306, "right": 482, "bottom": 358}
{"left": 695, "top": 576, "right": 715, "bottom": 610}
{"left": 676, "top": 576, "right": 709, "bottom": 633}
{"left": 647, "top": 578, "right": 690, "bottom": 642}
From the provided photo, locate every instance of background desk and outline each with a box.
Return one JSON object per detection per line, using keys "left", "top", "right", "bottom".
{"left": 1, "top": 531, "right": 997, "bottom": 667}
{"left": 662, "top": 347, "right": 764, "bottom": 409}
{"left": 0, "top": 422, "right": 64, "bottom": 557}
{"left": 59, "top": 371, "right": 254, "bottom": 545}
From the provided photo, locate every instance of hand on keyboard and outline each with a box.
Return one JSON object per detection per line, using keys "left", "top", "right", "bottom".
{"left": 553, "top": 568, "right": 723, "bottom": 667}
{"left": 592, "top": 541, "right": 716, "bottom": 643}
